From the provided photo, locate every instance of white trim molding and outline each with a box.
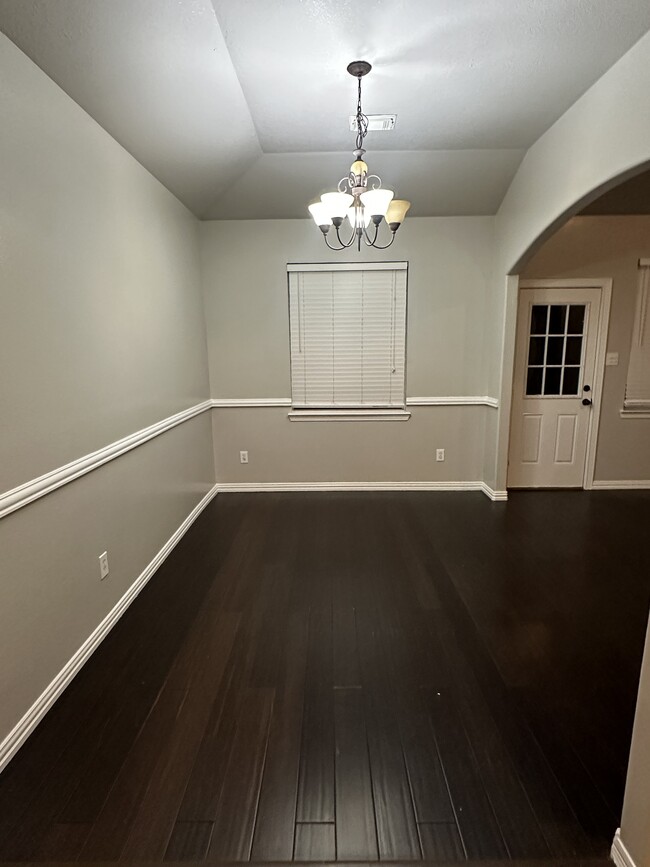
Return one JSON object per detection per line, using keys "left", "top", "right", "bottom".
{"left": 288, "top": 409, "right": 411, "bottom": 422}
{"left": 0, "top": 483, "right": 220, "bottom": 774}
{"left": 407, "top": 396, "right": 499, "bottom": 408}
{"left": 611, "top": 829, "right": 637, "bottom": 867}
{"left": 211, "top": 398, "right": 292, "bottom": 408}
{"left": 0, "top": 400, "right": 212, "bottom": 521}
{"left": 216, "top": 481, "right": 507, "bottom": 501}
{"left": 211, "top": 397, "right": 499, "bottom": 409}
{"left": 592, "top": 480, "right": 650, "bottom": 490}
{"left": 287, "top": 261, "right": 408, "bottom": 272}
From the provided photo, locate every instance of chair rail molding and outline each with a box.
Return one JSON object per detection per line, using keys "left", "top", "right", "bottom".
{"left": 0, "top": 400, "right": 212, "bottom": 520}
{"left": 211, "top": 396, "right": 500, "bottom": 408}
{"left": 406, "top": 396, "right": 499, "bottom": 407}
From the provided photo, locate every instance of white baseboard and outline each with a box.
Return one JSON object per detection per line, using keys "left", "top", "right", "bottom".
{"left": 0, "top": 483, "right": 220, "bottom": 775}
{"left": 612, "top": 829, "right": 637, "bottom": 867}
{"left": 481, "top": 483, "right": 509, "bottom": 501}
{"left": 591, "top": 480, "right": 650, "bottom": 490}
{"left": 216, "top": 481, "right": 508, "bottom": 501}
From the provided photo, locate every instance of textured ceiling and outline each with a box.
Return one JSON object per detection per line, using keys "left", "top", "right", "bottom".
{"left": 1, "top": 0, "right": 649, "bottom": 219}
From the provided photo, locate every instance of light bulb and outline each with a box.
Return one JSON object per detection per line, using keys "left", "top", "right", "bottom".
{"left": 347, "top": 205, "right": 372, "bottom": 229}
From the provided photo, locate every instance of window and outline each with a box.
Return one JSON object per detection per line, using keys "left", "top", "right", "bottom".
{"left": 624, "top": 261, "right": 650, "bottom": 413}
{"left": 524, "top": 303, "right": 586, "bottom": 396}
{"left": 288, "top": 262, "right": 408, "bottom": 420}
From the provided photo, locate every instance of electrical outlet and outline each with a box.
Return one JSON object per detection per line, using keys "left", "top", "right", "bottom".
{"left": 99, "top": 551, "right": 109, "bottom": 580}
{"left": 240, "top": 450, "right": 249, "bottom": 464}
{"left": 436, "top": 448, "right": 445, "bottom": 462}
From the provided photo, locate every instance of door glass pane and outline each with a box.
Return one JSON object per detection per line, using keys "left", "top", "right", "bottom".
{"left": 530, "top": 305, "right": 548, "bottom": 334}
{"left": 528, "top": 336, "right": 546, "bottom": 365}
{"left": 544, "top": 367, "right": 561, "bottom": 395}
{"left": 549, "top": 305, "right": 567, "bottom": 334}
{"left": 562, "top": 367, "right": 580, "bottom": 395}
{"left": 546, "top": 336, "right": 565, "bottom": 365}
{"left": 565, "top": 336, "right": 583, "bottom": 365}
{"left": 526, "top": 367, "right": 543, "bottom": 395}
{"left": 567, "top": 304, "right": 585, "bottom": 334}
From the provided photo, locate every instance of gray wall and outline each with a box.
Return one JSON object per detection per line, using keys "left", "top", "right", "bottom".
{"left": 201, "top": 217, "right": 498, "bottom": 484}
{"left": 0, "top": 35, "right": 214, "bottom": 744}
{"left": 522, "top": 216, "right": 650, "bottom": 482}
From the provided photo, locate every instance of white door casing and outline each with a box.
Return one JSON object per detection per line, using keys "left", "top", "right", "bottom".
{"left": 508, "top": 282, "right": 609, "bottom": 488}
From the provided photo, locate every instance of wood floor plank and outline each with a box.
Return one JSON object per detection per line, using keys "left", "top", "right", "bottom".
{"left": 206, "top": 688, "right": 274, "bottom": 860}
{"left": 294, "top": 822, "right": 337, "bottom": 860}
{"left": 250, "top": 612, "right": 309, "bottom": 861}
{"left": 32, "top": 822, "right": 91, "bottom": 859}
{"left": 163, "top": 820, "right": 213, "bottom": 860}
{"left": 334, "top": 687, "right": 379, "bottom": 861}
{"left": 333, "top": 606, "right": 361, "bottom": 688}
{"left": 424, "top": 686, "right": 509, "bottom": 859}
{"left": 417, "top": 822, "right": 466, "bottom": 860}
{"left": 295, "top": 606, "right": 335, "bottom": 824}
{"left": 356, "top": 610, "right": 421, "bottom": 860}
{"left": 119, "top": 611, "right": 239, "bottom": 859}
{"left": 77, "top": 688, "right": 188, "bottom": 859}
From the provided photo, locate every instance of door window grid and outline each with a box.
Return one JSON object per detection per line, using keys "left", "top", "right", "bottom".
{"left": 525, "top": 303, "right": 586, "bottom": 397}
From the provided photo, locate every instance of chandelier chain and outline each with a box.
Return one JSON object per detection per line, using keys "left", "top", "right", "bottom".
{"left": 355, "top": 75, "right": 369, "bottom": 152}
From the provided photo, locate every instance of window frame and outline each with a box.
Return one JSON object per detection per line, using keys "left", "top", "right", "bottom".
{"left": 286, "top": 261, "right": 410, "bottom": 422}
{"left": 621, "top": 259, "right": 650, "bottom": 419}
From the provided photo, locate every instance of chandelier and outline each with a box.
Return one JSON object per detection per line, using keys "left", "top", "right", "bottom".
{"left": 308, "top": 61, "right": 411, "bottom": 251}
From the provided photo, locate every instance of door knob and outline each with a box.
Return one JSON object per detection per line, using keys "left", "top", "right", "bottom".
{"left": 582, "top": 398, "right": 592, "bottom": 406}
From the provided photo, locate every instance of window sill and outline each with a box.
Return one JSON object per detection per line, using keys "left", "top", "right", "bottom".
{"left": 620, "top": 408, "right": 650, "bottom": 419}
{"left": 288, "top": 408, "right": 411, "bottom": 422}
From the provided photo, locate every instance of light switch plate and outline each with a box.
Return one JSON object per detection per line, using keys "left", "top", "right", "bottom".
{"left": 606, "top": 352, "right": 619, "bottom": 366}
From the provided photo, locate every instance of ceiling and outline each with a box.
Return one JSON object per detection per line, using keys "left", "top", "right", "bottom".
{"left": 1, "top": 0, "right": 649, "bottom": 219}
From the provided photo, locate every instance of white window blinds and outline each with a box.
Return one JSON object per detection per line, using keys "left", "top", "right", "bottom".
{"left": 288, "top": 263, "right": 407, "bottom": 408}
{"left": 624, "top": 262, "right": 650, "bottom": 411}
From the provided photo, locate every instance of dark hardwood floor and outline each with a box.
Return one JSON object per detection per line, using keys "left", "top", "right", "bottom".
{"left": 0, "top": 490, "right": 648, "bottom": 862}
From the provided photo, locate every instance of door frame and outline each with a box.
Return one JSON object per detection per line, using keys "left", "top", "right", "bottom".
{"left": 508, "top": 278, "right": 612, "bottom": 490}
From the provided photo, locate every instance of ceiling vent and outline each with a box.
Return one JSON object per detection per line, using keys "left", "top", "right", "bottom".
{"left": 349, "top": 114, "right": 396, "bottom": 132}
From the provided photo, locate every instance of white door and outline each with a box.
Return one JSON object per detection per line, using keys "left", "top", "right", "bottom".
{"left": 508, "top": 286, "right": 601, "bottom": 488}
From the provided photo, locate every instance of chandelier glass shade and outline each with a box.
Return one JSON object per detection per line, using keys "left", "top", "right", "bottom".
{"left": 308, "top": 61, "right": 411, "bottom": 251}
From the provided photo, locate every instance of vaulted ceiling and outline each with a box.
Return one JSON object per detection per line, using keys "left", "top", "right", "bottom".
{"left": 1, "top": 0, "right": 649, "bottom": 219}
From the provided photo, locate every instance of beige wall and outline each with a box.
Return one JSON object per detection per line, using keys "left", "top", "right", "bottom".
{"left": 212, "top": 406, "right": 487, "bottom": 485}
{"left": 621, "top": 617, "right": 650, "bottom": 867}
{"left": 0, "top": 36, "right": 214, "bottom": 747}
{"left": 0, "top": 33, "right": 210, "bottom": 492}
{"left": 523, "top": 216, "right": 650, "bottom": 481}
{"left": 201, "top": 217, "right": 497, "bottom": 484}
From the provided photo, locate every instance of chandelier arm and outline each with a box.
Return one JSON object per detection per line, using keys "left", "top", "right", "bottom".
{"left": 323, "top": 234, "right": 347, "bottom": 251}
{"left": 362, "top": 222, "right": 380, "bottom": 246}
{"left": 335, "top": 223, "right": 357, "bottom": 248}
{"left": 367, "top": 231, "right": 397, "bottom": 250}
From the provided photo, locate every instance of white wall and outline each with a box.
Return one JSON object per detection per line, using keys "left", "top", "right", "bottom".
{"left": 200, "top": 217, "right": 497, "bottom": 485}
{"left": 0, "top": 35, "right": 214, "bottom": 750}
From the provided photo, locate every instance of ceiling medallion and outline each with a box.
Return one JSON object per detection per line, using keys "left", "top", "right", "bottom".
{"left": 308, "top": 61, "right": 411, "bottom": 251}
